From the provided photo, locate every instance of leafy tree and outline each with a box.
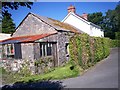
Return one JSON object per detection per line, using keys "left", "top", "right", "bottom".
{"left": 2, "top": 14, "right": 15, "bottom": 34}
{"left": 88, "top": 12, "right": 104, "bottom": 27}
{"left": 103, "top": 10, "right": 117, "bottom": 39}
{"left": 88, "top": 2, "right": 120, "bottom": 39}
{"left": 104, "top": 2, "right": 120, "bottom": 39}
{"left": 2, "top": 2, "right": 33, "bottom": 16}
{"left": 1, "top": 2, "right": 33, "bottom": 33}
{"left": 115, "top": 32, "right": 120, "bottom": 40}
{"left": 115, "top": 2, "right": 120, "bottom": 32}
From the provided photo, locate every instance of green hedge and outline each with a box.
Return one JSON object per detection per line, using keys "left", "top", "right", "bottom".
{"left": 69, "top": 34, "right": 112, "bottom": 69}
{"left": 110, "top": 39, "right": 120, "bottom": 48}
{"left": 115, "top": 32, "right": 120, "bottom": 40}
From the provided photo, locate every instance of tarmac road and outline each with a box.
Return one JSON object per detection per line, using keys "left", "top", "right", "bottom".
{"left": 62, "top": 48, "right": 119, "bottom": 88}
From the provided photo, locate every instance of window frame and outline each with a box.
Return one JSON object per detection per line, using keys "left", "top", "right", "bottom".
{"left": 65, "top": 43, "right": 69, "bottom": 56}
{"left": 40, "top": 42, "right": 53, "bottom": 57}
{"left": 7, "top": 44, "right": 14, "bottom": 55}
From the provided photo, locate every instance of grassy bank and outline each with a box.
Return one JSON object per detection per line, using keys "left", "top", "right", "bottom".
{"left": 1, "top": 63, "right": 81, "bottom": 84}
{"left": 19, "top": 63, "right": 80, "bottom": 83}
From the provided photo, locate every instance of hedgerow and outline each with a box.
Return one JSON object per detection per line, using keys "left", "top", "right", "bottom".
{"left": 69, "top": 33, "right": 118, "bottom": 70}
{"left": 110, "top": 39, "right": 120, "bottom": 47}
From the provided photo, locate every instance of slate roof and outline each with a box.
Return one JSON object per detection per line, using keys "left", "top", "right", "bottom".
{"left": 31, "top": 13, "right": 80, "bottom": 33}
{"left": 0, "top": 33, "right": 56, "bottom": 44}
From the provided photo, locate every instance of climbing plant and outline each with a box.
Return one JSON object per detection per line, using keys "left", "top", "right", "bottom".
{"left": 69, "top": 33, "right": 118, "bottom": 70}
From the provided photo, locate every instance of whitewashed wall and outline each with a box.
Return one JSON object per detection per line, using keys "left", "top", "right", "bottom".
{"left": 63, "top": 13, "right": 91, "bottom": 35}
{"left": 90, "top": 25, "right": 104, "bottom": 37}
{"left": 62, "top": 12, "right": 104, "bottom": 37}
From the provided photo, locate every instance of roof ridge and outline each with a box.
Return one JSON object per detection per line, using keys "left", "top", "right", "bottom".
{"left": 30, "top": 13, "right": 79, "bottom": 33}
{"left": 75, "top": 13, "right": 88, "bottom": 21}
{"left": 75, "top": 13, "right": 101, "bottom": 28}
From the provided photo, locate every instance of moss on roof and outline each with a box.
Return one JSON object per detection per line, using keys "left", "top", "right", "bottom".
{"left": 48, "top": 18, "right": 79, "bottom": 33}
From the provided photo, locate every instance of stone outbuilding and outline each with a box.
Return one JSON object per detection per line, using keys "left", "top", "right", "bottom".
{"left": 0, "top": 5, "right": 104, "bottom": 72}
{"left": 0, "top": 12, "right": 81, "bottom": 67}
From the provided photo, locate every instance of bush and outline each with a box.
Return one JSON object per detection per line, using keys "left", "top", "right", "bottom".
{"left": 34, "top": 57, "right": 54, "bottom": 74}
{"left": 69, "top": 34, "right": 111, "bottom": 70}
{"left": 115, "top": 32, "right": 120, "bottom": 40}
{"left": 110, "top": 39, "right": 120, "bottom": 47}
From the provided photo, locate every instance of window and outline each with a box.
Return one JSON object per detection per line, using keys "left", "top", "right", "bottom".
{"left": 7, "top": 44, "right": 14, "bottom": 55}
{"left": 65, "top": 43, "right": 69, "bottom": 55}
{"left": 40, "top": 43, "right": 52, "bottom": 57}
{"left": 47, "top": 43, "right": 52, "bottom": 56}
{"left": 6, "top": 44, "right": 14, "bottom": 58}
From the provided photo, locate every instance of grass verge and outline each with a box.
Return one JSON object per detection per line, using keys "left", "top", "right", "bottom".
{"left": 18, "top": 63, "right": 81, "bottom": 83}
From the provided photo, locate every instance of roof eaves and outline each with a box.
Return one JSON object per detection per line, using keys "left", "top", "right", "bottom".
{"left": 57, "top": 29, "right": 71, "bottom": 32}
{"left": 90, "top": 22, "right": 101, "bottom": 29}
{"left": 0, "top": 33, "right": 57, "bottom": 44}
{"left": 73, "top": 13, "right": 90, "bottom": 25}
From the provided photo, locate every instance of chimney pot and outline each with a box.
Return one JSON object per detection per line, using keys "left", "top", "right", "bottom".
{"left": 81, "top": 13, "right": 88, "bottom": 20}
{"left": 67, "top": 5, "right": 76, "bottom": 13}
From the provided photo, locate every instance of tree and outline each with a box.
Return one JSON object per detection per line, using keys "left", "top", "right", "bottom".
{"left": 1, "top": 2, "right": 33, "bottom": 33}
{"left": 103, "top": 10, "right": 117, "bottom": 39}
{"left": 104, "top": 2, "right": 120, "bottom": 39}
{"left": 115, "top": 2, "right": 120, "bottom": 32}
{"left": 88, "top": 2, "right": 120, "bottom": 39}
{"left": 2, "top": 14, "right": 15, "bottom": 34}
{"left": 115, "top": 32, "right": 120, "bottom": 40}
{"left": 2, "top": 2, "right": 33, "bottom": 16}
{"left": 88, "top": 12, "right": 104, "bottom": 27}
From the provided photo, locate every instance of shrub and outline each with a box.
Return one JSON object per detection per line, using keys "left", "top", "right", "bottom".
{"left": 115, "top": 32, "right": 120, "bottom": 40}
{"left": 110, "top": 39, "right": 120, "bottom": 47}
{"left": 69, "top": 34, "right": 111, "bottom": 70}
{"left": 34, "top": 57, "right": 54, "bottom": 74}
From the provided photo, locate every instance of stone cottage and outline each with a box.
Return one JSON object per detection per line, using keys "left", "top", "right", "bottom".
{"left": 0, "top": 5, "right": 104, "bottom": 72}
{"left": 0, "top": 12, "right": 81, "bottom": 68}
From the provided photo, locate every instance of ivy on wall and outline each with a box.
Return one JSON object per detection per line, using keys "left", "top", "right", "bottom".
{"left": 69, "top": 33, "right": 119, "bottom": 70}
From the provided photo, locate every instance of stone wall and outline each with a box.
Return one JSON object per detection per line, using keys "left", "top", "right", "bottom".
{"left": 2, "top": 57, "right": 54, "bottom": 75}
{"left": 35, "top": 32, "right": 74, "bottom": 66}
{"left": 12, "top": 14, "right": 57, "bottom": 37}
{"left": 57, "top": 31, "right": 74, "bottom": 66}
{"left": 2, "top": 59, "right": 35, "bottom": 74}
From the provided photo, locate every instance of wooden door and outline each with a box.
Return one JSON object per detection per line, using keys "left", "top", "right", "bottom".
{"left": 52, "top": 43, "right": 58, "bottom": 67}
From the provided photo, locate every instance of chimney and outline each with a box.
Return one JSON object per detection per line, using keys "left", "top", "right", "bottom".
{"left": 67, "top": 5, "right": 76, "bottom": 13}
{"left": 81, "top": 13, "right": 88, "bottom": 20}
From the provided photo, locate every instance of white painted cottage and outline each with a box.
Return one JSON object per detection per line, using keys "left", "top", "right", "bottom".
{"left": 62, "top": 5, "right": 104, "bottom": 37}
